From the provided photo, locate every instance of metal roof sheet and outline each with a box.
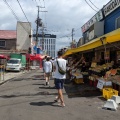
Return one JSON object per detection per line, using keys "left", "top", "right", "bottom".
{"left": 0, "top": 30, "right": 16, "bottom": 39}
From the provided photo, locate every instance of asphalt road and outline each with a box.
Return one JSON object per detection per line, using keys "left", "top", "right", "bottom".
{"left": 0, "top": 69, "right": 120, "bottom": 120}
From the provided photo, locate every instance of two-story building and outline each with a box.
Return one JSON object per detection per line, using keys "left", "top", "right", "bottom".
{"left": 0, "top": 30, "right": 16, "bottom": 54}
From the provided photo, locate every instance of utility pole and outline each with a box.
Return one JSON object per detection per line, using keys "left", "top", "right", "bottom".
{"left": 36, "top": 6, "right": 40, "bottom": 47}
{"left": 35, "top": 6, "right": 46, "bottom": 47}
{"left": 71, "top": 28, "right": 75, "bottom": 48}
{"left": 41, "top": 25, "right": 44, "bottom": 51}
{"left": 39, "top": 10, "right": 47, "bottom": 52}
{"left": 72, "top": 28, "right": 74, "bottom": 42}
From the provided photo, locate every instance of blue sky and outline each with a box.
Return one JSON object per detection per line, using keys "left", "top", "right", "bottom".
{"left": 0, "top": 0, "right": 110, "bottom": 51}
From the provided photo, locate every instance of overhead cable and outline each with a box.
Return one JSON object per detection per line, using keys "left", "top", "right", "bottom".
{"left": 85, "top": 0, "right": 98, "bottom": 12}
{"left": 16, "top": 0, "right": 32, "bottom": 30}
{"left": 3, "top": 0, "right": 30, "bottom": 34}
{"left": 88, "top": 0, "right": 99, "bottom": 10}
{"left": 32, "top": 0, "right": 38, "bottom": 5}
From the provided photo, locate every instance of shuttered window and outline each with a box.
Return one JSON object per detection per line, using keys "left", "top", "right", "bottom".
{"left": 0, "top": 40, "right": 6, "bottom": 47}
{"left": 116, "top": 17, "right": 120, "bottom": 29}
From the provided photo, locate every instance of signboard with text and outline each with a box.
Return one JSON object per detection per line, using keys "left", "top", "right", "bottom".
{"left": 103, "top": 0, "right": 120, "bottom": 17}
{"left": 81, "top": 10, "right": 103, "bottom": 33}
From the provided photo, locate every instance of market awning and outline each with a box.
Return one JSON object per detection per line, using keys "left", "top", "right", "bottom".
{"left": 26, "top": 54, "right": 45, "bottom": 61}
{"left": 0, "top": 54, "right": 9, "bottom": 59}
{"left": 63, "top": 28, "right": 120, "bottom": 57}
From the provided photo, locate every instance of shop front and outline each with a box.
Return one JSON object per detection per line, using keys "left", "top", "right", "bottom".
{"left": 64, "top": 28, "right": 120, "bottom": 99}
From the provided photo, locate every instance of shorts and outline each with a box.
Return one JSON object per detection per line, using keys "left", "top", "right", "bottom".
{"left": 55, "top": 78, "right": 65, "bottom": 89}
{"left": 45, "top": 72, "right": 51, "bottom": 77}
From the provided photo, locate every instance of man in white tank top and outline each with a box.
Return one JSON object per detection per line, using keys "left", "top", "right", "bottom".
{"left": 53, "top": 51, "right": 66, "bottom": 107}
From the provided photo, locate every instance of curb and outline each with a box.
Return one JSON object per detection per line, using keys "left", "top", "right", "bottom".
{"left": 0, "top": 69, "right": 37, "bottom": 85}
{"left": 0, "top": 77, "right": 15, "bottom": 85}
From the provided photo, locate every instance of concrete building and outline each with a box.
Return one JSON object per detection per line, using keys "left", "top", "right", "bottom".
{"left": 33, "top": 34, "right": 56, "bottom": 58}
{"left": 16, "top": 21, "right": 32, "bottom": 51}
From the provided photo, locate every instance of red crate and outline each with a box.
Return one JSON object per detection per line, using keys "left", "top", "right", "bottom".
{"left": 93, "top": 80, "right": 98, "bottom": 87}
{"left": 89, "top": 80, "right": 93, "bottom": 86}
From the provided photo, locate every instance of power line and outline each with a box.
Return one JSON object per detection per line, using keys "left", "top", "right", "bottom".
{"left": 32, "top": 0, "right": 38, "bottom": 5}
{"left": 38, "top": 0, "right": 42, "bottom": 6}
{"left": 88, "top": 0, "right": 99, "bottom": 10}
{"left": 3, "top": 0, "right": 19, "bottom": 21}
{"left": 57, "top": 32, "right": 72, "bottom": 39}
{"left": 16, "top": 0, "right": 32, "bottom": 30}
{"left": 43, "top": 0, "right": 45, "bottom": 8}
{"left": 85, "top": 0, "right": 98, "bottom": 12}
{"left": 3, "top": 0, "right": 30, "bottom": 34}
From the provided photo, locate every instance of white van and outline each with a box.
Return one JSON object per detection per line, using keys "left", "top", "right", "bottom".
{"left": 6, "top": 58, "right": 22, "bottom": 71}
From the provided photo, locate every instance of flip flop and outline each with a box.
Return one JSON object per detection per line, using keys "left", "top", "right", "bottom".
{"left": 54, "top": 99, "right": 60, "bottom": 102}
{"left": 58, "top": 103, "right": 65, "bottom": 107}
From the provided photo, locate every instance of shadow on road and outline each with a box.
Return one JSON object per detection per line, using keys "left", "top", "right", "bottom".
{"left": 39, "top": 86, "right": 56, "bottom": 89}
{"left": 29, "top": 101, "right": 63, "bottom": 107}
{"left": 30, "top": 101, "right": 56, "bottom": 106}
{"left": 64, "top": 83, "right": 102, "bottom": 98}
{"left": 32, "top": 75, "right": 44, "bottom": 80}
{"left": 32, "top": 83, "right": 45, "bottom": 85}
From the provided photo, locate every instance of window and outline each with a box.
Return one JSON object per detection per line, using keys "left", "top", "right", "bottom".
{"left": 0, "top": 40, "right": 6, "bottom": 47}
{"left": 116, "top": 17, "right": 120, "bottom": 29}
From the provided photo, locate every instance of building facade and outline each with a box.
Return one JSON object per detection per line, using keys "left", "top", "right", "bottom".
{"left": 0, "top": 30, "right": 16, "bottom": 51}
{"left": 33, "top": 34, "right": 56, "bottom": 58}
{"left": 81, "top": 0, "right": 120, "bottom": 44}
{"left": 80, "top": 0, "right": 120, "bottom": 63}
{"left": 104, "top": 0, "right": 120, "bottom": 34}
{"left": 17, "top": 21, "right": 32, "bottom": 51}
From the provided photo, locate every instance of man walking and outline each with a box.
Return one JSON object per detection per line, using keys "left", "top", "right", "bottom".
{"left": 42, "top": 56, "right": 47, "bottom": 79}
{"left": 44, "top": 57, "right": 52, "bottom": 86}
{"left": 54, "top": 51, "right": 66, "bottom": 107}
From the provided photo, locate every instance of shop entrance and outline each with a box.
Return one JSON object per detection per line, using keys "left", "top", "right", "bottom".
{"left": 110, "top": 51, "right": 116, "bottom": 63}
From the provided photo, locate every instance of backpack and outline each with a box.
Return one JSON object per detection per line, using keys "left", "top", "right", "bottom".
{"left": 56, "top": 60, "right": 66, "bottom": 75}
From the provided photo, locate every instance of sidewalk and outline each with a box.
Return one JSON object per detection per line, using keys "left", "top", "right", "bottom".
{"left": 0, "top": 70, "right": 31, "bottom": 85}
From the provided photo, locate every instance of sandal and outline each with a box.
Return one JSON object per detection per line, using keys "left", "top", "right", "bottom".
{"left": 54, "top": 99, "right": 60, "bottom": 102}
{"left": 58, "top": 103, "right": 65, "bottom": 107}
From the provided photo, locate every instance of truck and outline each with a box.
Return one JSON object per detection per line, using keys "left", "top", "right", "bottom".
{"left": 6, "top": 53, "right": 26, "bottom": 72}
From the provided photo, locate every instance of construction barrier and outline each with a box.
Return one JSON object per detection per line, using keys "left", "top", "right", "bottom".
{"left": 0, "top": 65, "right": 5, "bottom": 82}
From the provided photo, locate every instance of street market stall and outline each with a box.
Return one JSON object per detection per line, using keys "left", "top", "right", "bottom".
{"left": 26, "top": 54, "right": 45, "bottom": 69}
{"left": 0, "top": 54, "right": 9, "bottom": 82}
{"left": 63, "top": 28, "right": 120, "bottom": 99}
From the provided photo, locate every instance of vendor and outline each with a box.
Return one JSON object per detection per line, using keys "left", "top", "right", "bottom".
{"left": 81, "top": 57, "right": 87, "bottom": 72}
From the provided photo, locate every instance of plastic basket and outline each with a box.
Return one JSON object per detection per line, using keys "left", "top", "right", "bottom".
{"left": 74, "top": 78, "right": 83, "bottom": 84}
{"left": 102, "top": 88, "right": 118, "bottom": 100}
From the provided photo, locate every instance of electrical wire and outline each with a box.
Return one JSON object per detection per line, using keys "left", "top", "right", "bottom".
{"left": 3, "top": 0, "right": 19, "bottom": 22}
{"left": 16, "top": 0, "right": 32, "bottom": 31}
{"left": 85, "top": 0, "right": 98, "bottom": 12}
{"left": 42, "top": 0, "right": 47, "bottom": 28}
{"left": 57, "top": 0, "right": 101, "bottom": 40}
{"left": 43, "top": 0, "right": 45, "bottom": 8}
{"left": 38, "top": 0, "right": 42, "bottom": 6}
{"left": 88, "top": 0, "right": 99, "bottom": 10}
{"left": 34, "top": 0, "right": 38, "bottom": 5}
{"left": 3, "top": 0, "right": 30, "bottom": 34}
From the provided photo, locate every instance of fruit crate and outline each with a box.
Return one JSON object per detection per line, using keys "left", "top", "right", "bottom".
{"left": 74, "top": 78, "right": 84, "bottom": 84}
{"left": 102, "top": 88, "right": 118, "bottom": 100}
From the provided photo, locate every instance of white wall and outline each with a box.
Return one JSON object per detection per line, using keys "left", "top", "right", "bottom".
{"left": 16, "top": 22, "right": 32, "bottom": 51}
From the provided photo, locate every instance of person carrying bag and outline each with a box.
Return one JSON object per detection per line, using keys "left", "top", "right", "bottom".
{"left": 53, "top": 51, "right": 67, "bottom": 107}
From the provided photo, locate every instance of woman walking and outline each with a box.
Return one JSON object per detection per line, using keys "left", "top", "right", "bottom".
{"left": 44, "top": 57, "right": 52, "bottom": 86}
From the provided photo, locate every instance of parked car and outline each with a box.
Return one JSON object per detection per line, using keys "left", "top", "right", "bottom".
{"left": 6, "top": 53, "right": 26, "bottom": 72}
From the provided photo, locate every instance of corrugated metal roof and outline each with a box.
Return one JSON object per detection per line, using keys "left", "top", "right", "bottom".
{"left": 0, "top": 30, "right": 16, "bottom": 39}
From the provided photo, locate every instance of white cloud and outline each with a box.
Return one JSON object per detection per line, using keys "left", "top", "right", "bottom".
{"left": 0, "top": 0, "right": 110, "bottom": 51}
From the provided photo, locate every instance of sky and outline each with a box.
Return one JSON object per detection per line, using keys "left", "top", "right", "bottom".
{"left": 0, "top": 0, "right": 110, "bottom": 51}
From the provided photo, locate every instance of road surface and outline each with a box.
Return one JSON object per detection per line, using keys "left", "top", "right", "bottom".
{"left": 0, "top": 69, "right": 120, "bottom": 120}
